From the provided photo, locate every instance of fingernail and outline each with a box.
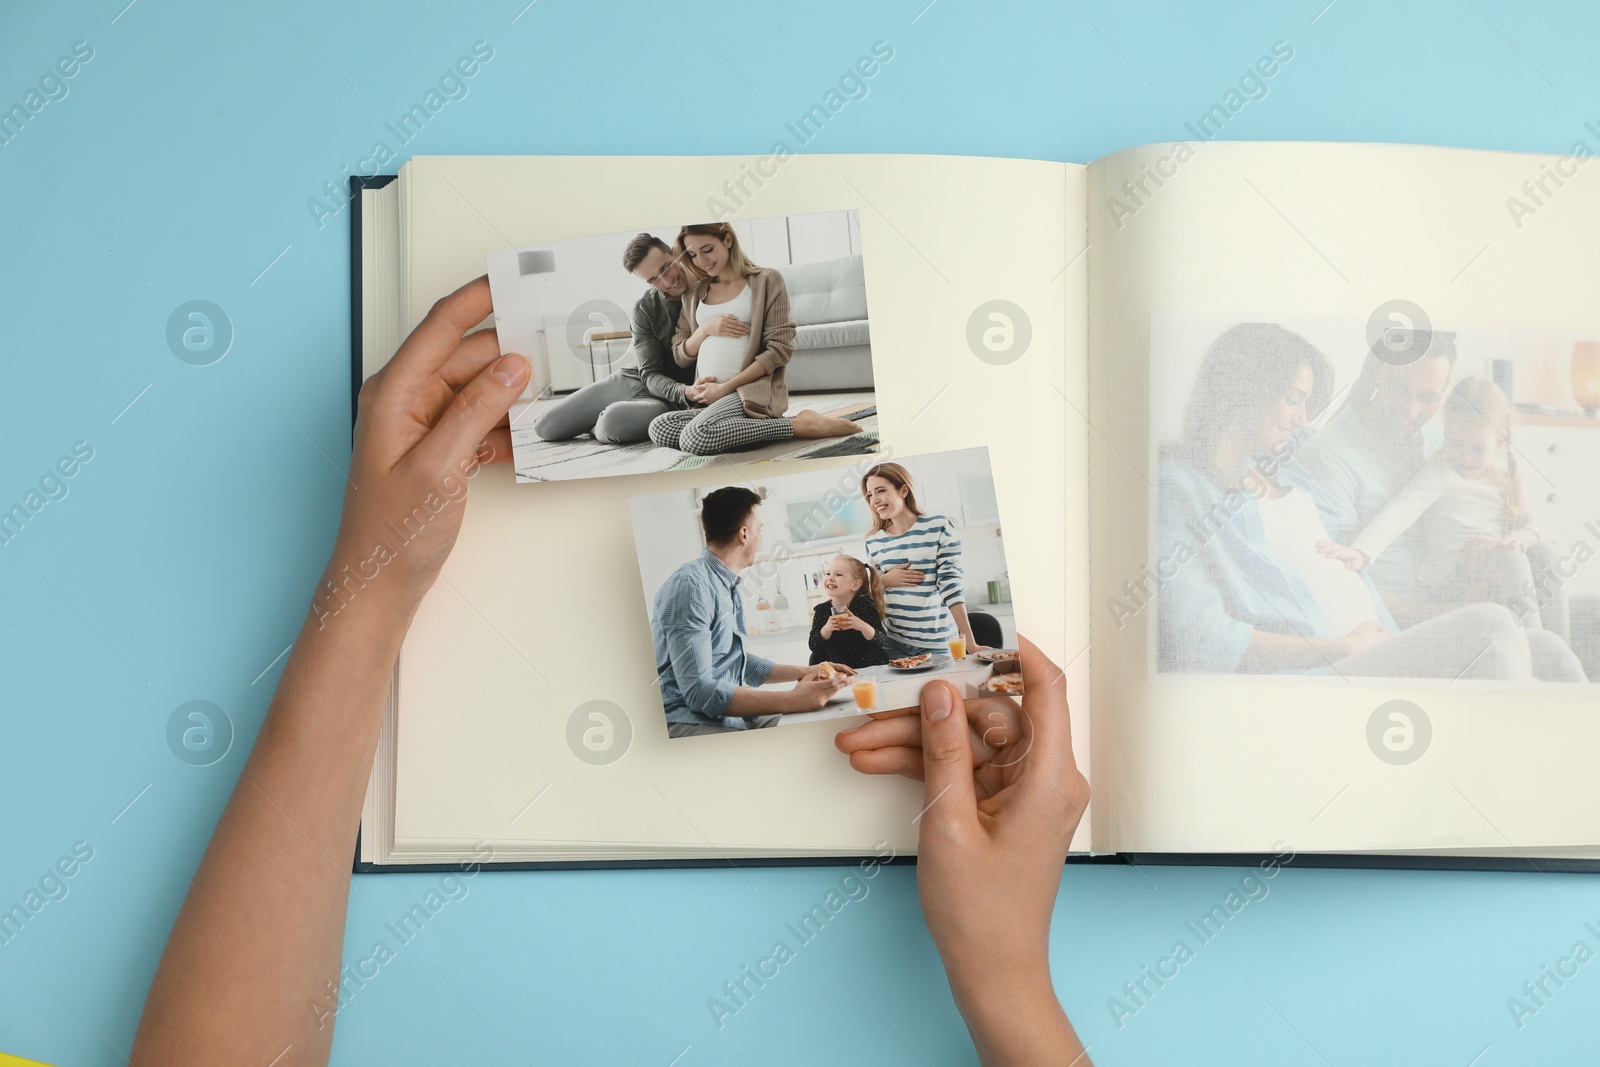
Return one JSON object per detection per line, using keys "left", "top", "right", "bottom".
{"left": 491, "top": 354, "right": 526, "bottom": 387}
{"left": 924, "top": 682, "right": 952, "bottom": 722}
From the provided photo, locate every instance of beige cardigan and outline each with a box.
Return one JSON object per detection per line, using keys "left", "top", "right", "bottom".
{"left": 672, "top": 266, "right": 795, "bottom": 419}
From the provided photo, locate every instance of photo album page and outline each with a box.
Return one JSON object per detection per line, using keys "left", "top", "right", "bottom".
{"left": 1088, "top": 141, "right": 1600, "bottom": 857}
{"left": 363, "top": 155, "right": 1092, "bottom": 862}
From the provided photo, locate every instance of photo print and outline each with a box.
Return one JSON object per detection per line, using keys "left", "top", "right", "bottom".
{"left": 487, "top": 209, "right": 881, "bottom": 484}
{"left": 627, "top": 448, "right": 1025, "bottom": 737}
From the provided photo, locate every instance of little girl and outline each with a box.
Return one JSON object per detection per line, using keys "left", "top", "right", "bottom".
{"left": 1319, "top": 377, "right": 1548, "bottom": 626}
{"left": 808, "top": 555, "right": 889, "bottom": 668}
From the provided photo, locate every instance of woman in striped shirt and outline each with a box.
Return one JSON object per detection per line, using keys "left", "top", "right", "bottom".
{"left": 860, "top": 462, "right": 983, "bottom": 659}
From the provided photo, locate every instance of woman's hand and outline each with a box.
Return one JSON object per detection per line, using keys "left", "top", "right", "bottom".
{"left": 1316, "top": 540, "right": 1369, "bottom": 570}
{"left": 130, "top": 276, "right": 529, "bottom": 1067}
{"left": 704, "top": 313, "right": 750, "bottom": 339}
{"left": 833, "top": 637, "right": 1090, "bottom": 1065}
{"left": 684, "top": 374, "right": 734, "bottom": 405}
{"left": 1334, "top": 619, "right": 1390, "bottom": 659}
{"left": 879, "top": 564, "right": 925, "bottom": 589}
{"left": 683, "top": 375, "right": 714, "bottom": 404}
{"left": 333, "top": 277, "right": 529, "bottom": 618}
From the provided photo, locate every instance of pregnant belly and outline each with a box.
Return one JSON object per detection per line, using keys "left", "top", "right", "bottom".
{"left": 1297, "top": 554, "right": 1381, "bottom": 636}
{"left": 696, "top": 335, "right": 746, "bottom": 384}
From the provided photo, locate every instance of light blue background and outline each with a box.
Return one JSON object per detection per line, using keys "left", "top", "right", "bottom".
{"left": 3, "top": 1, "right": 1599, "bottom": 1063}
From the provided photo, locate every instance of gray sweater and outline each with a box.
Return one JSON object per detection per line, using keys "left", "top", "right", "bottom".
{"left": 629, "top": 288, "right": 696, "bottom": 405}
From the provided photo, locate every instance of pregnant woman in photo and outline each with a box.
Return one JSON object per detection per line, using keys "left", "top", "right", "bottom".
{"left": 861, "top": 461, "right": 984, "bottom": 660}
{"left": 1157, "top": 322, "right": 1585, "bottom": 682}
{"left": 647, "top": 222, "right": 860, "bottom": 456}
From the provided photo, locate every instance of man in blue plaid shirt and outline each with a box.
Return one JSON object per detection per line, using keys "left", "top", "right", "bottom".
{"left": 653, "top": 486, "right": 855, "bottom": 736}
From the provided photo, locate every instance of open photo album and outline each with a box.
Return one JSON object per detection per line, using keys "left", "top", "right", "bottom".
{"left": 353, "top": 143, "right": 1600, "bottom": 872}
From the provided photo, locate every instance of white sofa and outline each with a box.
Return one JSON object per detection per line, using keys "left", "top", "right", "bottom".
{"left": 775, "top": 254, "right": 873, "bottom": 392}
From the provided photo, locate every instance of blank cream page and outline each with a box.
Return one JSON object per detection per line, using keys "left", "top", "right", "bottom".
{"left": 377, "top": 155, "right": 1090, "bottom": 856}
{"left": 1089, "top": 141, "right": 1600, "bottom": 855}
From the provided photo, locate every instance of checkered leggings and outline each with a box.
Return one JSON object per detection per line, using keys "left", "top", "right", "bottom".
{"left": 647, "top": 392, "right": 795, "bottom": 456}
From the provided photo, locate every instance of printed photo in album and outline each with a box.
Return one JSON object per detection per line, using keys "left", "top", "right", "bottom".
{"left": 1146, "top": 313, "right": 1600, "bottom": 689}
{"left": 487, "top": 209, "right": 881, "bottom": 484}
{"left": 627, "top": 447, "right": 1024, "bottom": 737}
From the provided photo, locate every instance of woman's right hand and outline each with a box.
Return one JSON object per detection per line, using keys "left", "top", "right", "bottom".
{"left": 1334, "top": 620, "right": 1390, "bottom": 659}
{"left": 879, "top": 565, "right": 925, "bottom": 589}
{"left": 832, "top": 637, "right": 1090, "bottom": 1064}
{"left": 703, "top": 314, "right": 750, "bottom": 339}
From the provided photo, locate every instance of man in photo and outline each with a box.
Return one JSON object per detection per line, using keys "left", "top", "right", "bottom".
{"left": 531, "top": 233, "right": 696, "bottom": 444}
{"left": 1297, "top": 329, "right": 1456, "bottom": 625}
{"left": 1299, "top": 329, "right": 1568, "bottom": 638}
{"left": 652, "top": 486, "right": 854, "bottom": 736}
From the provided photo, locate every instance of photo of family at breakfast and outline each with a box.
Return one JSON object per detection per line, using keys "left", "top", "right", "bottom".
{"left": 1149, "top": 314, "right": 1600, "bottom": 684}
{"left": 627, "top": 448, "right": 1024, "bottom": 737}
{"left": 486, "top": 209, "right": 880, "bottom": 484}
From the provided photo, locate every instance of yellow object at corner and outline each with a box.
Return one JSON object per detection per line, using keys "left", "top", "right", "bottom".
{"left": 0, "top": 1053, "right": 57, "bottom": 1067}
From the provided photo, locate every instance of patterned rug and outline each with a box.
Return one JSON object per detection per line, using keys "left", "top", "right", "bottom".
{"left": 512, "top": 398, "right": 880, "bottom": 483}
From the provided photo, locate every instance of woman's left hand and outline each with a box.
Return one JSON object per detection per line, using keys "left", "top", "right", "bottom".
{"left": 337, "top": 276, "right": 528, "bottom": 613}
{"left": 685, "top": 376, "right": 726, "bottom": 405}
{"left": 698, "top": 381, "right": 733, "bottom": 404}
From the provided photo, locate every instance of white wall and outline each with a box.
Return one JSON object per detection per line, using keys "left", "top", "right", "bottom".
{"left": 627, "top": 448, "right": 1016, "bottom": 636}
{"left": 491, "top": 209, "right": 861, "bottom": 394}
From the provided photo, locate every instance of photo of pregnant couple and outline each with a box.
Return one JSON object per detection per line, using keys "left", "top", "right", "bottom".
{"left": 1151, "top": 316, "right": 1600, "bottom": 685}
{"left": 628, "top": 448, "right": 1021, "bottom": 737}
{"left": 486, "top": 209, "right": 880, "bottom": 484}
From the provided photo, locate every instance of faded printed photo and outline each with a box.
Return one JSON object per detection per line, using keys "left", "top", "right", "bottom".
{"left": 1144, "top": 315, "right": 1600, "bottom": 685}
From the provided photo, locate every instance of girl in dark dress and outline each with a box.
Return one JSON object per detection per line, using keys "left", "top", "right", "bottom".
{"left": 808, "top": 554, "right": 889, "bottom": 668}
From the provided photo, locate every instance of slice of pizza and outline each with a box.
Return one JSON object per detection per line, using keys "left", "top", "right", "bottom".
{"left": 984, "top": 673, "right": 1025, "bottom": 695}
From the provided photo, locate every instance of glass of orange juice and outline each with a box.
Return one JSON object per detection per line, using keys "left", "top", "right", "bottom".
{"left": 852, "top": 677, "right": 878, "bottom": 711}
{"left": 948, "top": 636, "right": 967, "bottom": 660}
